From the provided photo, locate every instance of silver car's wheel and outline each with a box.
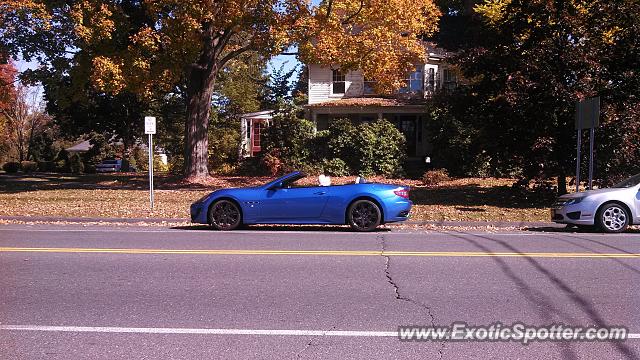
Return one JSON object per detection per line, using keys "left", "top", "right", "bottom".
{"left": 348, "top": 200, "right": 381, "bottom": 232}
{"left": 208, "top": 200, "right": 242, "bottom": 230}
{"left": 596, "top": 203, "right": 629, "bottom": 233}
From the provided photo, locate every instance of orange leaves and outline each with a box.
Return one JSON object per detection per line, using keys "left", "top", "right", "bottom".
{"left": 91, "top": 57, "right": 126, "bottom": 94}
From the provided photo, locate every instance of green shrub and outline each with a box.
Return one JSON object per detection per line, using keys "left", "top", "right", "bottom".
{"left": 208, "top": 120, "right": 240, "bottom": 171}
{"left": 55, "top": 149, "right": 71, "bottom": 172}
{"left": 321, "top": 158, "right": 350, "bottom": 177}
{"left": 168, "top": 155, "right": 184, "bottom": 175}
{"left": 261, "top": 103, "right": 315, "bottom": 172}
{"left": 129, "top": 146, "right": 148, "bottom": 171}
{"left": 422, "top": 169, "right": 450, "bottom": 186}
{"left": 154, "top": 156, "right": 169, "bottom": 172}
{"left": 326, "top": 119, "right": 406, "bottom": 177}
{"left": 37, "top": 161, "right": 56, "bottom": 172}
{"left": 20, "top": 161, "right": 38, "bottom": 173}
{"left": 69, "top": 154, "right": 84, "bottom": 174}
{"left": 2, "top": 162, "right": 20, "bottom": 173}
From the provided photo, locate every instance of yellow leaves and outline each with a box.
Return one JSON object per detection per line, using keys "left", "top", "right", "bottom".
{"left": 91, "top": 57, "right": 126, "bottom": 94}
{"left": 70, "top": 1, "right": 116, "bottom": 43}
{"left": 474, "top": 0, "right": 511, "bottom": 26}
{"left": 299, "top": 0, "right": 440, "bottom": 93}
{"left": 602, "top": 26, "right": 621, "bottom": 45}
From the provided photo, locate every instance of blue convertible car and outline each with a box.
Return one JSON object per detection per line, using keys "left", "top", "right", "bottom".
{"left": 190, "top": 171, "right": 412, "bottom": 231}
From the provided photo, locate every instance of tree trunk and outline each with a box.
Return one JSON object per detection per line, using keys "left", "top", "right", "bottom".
{"left": 184, "top": 63, "right": 218, "bottom": 179}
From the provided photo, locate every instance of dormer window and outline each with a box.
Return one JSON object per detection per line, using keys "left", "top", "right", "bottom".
{"left": 332, "top": 69, "right": 345, "bottom": 94}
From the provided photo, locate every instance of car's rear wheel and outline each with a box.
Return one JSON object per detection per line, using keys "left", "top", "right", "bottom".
{"left": 348, "top": 200, "right": 381, "bottom": 232}
{"left": 596, "top": 202, "right": 629, "bottom": 233}
{"left": 208, "top": 200, "right": 242, "bottom": 230}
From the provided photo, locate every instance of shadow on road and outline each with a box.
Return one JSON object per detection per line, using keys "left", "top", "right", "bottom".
{"left": 171, "top": 224, "right": 392, "bottom": 233}
{"left": 448, "top": 230, "right": 638, "bottom": 359}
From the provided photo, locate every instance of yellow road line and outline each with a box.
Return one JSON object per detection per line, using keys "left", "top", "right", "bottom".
{"left": 0, "top": 247, "right": 639, "bottom": 258}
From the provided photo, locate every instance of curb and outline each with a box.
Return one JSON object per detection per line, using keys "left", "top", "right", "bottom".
{"left": 0, "top": 216, "right": 561, "bottom": 228}
{"left": 0, "top": 215, "right": 188, "bottom": 224}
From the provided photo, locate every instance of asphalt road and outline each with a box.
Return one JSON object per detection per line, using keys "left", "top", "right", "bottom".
{"left": 1, "top": 224, "right": 639, "bottom": 359}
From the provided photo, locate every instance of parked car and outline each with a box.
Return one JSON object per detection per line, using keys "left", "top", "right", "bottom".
{"left": 190, "top": 171, "right": 412, "bottom": 231}
{"left": 551, "top": 173, "right": 640, "bottom": 233}
{"left": 96, "top": 159, "right": 123, "bottom": 173}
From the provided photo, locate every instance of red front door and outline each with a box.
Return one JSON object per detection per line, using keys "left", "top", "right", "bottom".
{"left": 251, "top": 120, "right": 263, "bottom": 156}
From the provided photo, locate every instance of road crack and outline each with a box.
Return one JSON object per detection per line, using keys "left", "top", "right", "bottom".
{"left": 379, "top": 234, "right": 445, "bottom": 359}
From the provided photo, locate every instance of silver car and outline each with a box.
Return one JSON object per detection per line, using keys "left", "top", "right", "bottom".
{"left": 551, "top": 173, "right": 640, "bottom": 233}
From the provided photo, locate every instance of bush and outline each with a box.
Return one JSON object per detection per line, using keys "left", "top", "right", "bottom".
{"left": 208, "top": 117, "right": 241, "bottom": 171}
{"left": 69, "top": 154, "right": 84, "bottom": 174}
{"left": 261, "top": 102, "right": 315, "bottom": 172}
{"left": 422, "top": 169, "right": 450, "bottom": 186}
{"left": 55, "top": 149, "right": 70, "bottom": 172}
{"left": 321, "top": 158, "right": 350, "bottom": 177}
{"left": 154, "top": 155, "right": 169, "bottom": 172}
{"left": 129, "top": 146, "right": 148, "bottom": 172}
{"left": 37, "top": 161, "right": 56, "bottom": 172}
{"left": 2, "top": 162, "right": 21, "bottom": 173}
{"left": 325, "top": 119, "right": 406, "bottom": 177}
{"left": 168, "top": 155, "right": 184, "bottom": 175}
{"left": 20, "top": 161, "right": 38, "bottom": 173}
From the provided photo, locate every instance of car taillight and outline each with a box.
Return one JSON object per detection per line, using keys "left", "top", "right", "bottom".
{"left": 394, "top": 189, "right": 410, "bottom": 199}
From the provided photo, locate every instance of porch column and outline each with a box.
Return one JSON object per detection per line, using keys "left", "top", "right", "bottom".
{"left": 312, "top": 112, "right": 318, "bottom": 134}
{"left": 239, "top": 117, "right": 248, "bottom": 158}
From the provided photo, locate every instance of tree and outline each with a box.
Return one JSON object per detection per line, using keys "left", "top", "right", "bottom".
{"left": 0, "top": 61, "right": 18, "bottom": 161}
{"left": 1, "top": 0, "right": 441, "bottom": 179}
{"left": 445, "top": 0, "right": 640, "bottom": 193}
{"left": 1, "top": 82, "right": 50, "bottom": 161}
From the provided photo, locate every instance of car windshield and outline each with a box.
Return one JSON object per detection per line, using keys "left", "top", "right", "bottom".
{"left": 612, "top": 173, "right": 640, "bottom": 188}
{"left": 102, "top": 160, "right": 119, "bottom": 164}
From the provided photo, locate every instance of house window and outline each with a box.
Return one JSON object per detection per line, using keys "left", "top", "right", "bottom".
{"left": 363, "top": 77, "right": 376, "bottom": 95}
{"left": 399, "top": 66, "right": 424, "bottom": 93}
{"left": 332, "top": 69, "right": 345, "bottom": 94}
{"left": 443, "top": 68, "right": 458, "bottom": 91}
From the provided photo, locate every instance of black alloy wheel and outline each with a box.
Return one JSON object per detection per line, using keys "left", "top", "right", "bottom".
{"left": 209, "top": 200, "right": 242, "bottom": 230}
{"left": 348, "top": 200, "right": 382, "bottom": 232}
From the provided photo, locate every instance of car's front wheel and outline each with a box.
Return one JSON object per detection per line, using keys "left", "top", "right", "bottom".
{"left": 348, "top": 200, "right": 382, "bottom": 232}
{"left": 596, "top": 202, "right": 630, "bottom": 233}
{"left": 208, "top": 200, "right": 242, "bottom": 230}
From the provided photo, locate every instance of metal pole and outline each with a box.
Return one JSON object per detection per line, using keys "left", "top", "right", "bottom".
{"left": 576, "top": 129, "right": 581, "bottom": 193}
{"left": 588, "top": 127, "right": 595, "bottom": 190}
{"left": 149, "top": 133, "right": 154, "bottom": 210}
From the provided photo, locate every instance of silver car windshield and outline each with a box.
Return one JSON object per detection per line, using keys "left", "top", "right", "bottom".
{"left": 612, "top": 173, "right": 640, "bottom": 188}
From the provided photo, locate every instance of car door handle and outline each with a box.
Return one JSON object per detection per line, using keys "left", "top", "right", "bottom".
{"left": 314, "top": 191, "right": 326, "bottom": 195}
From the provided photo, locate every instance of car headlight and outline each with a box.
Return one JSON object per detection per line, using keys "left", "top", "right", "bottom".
{"left": 565, "top": 197, "right": 585, "bottom": 205}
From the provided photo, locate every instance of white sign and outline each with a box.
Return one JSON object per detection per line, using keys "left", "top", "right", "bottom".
{"left": 145, "top": 116, "right": 156, "bottom": 134}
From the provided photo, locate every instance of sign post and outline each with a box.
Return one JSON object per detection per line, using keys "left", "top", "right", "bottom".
{"left": 144, "top": 116, "right": 156, "bottom": 210}
{"left": 575, "top": 97, "right": 600, "bottom": 191}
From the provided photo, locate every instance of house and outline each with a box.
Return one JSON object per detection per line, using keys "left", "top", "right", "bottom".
{"left": 238, "top": 44, "right": 457, "bottom": 160}
{"left": 239, "top": 110, "right": 274, "bottom": 158}
{"left": 304, "top": 44, "right": 457, "bottom": 159}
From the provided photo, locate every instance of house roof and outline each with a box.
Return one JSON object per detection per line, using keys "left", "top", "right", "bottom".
{"left": 66, "top": 140, "right": 92, "bottom": 152}
{"left": 305, "top": 97, "right": 428, "bottom": 108}
{"left": 240, "top": 110, "right": 274, "bottom": 120}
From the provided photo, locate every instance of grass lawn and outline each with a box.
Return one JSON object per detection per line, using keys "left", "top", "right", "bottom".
{"left": 0, "top": 172, "right": 552, "bottom": 222}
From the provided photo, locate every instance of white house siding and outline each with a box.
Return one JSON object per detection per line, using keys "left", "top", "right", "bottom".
{"left": 308, "top": 65, "right": 365, "bottom": 104}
